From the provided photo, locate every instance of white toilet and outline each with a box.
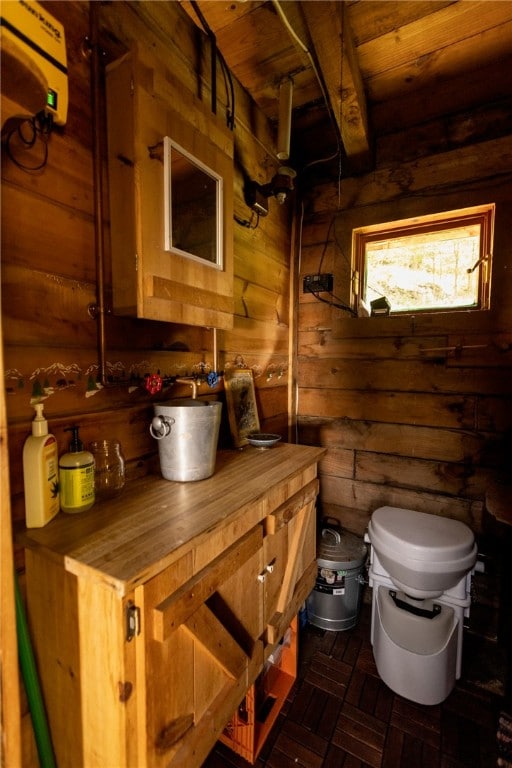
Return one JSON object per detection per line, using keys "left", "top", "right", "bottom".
{"left": 367, "top": 506, "right": 477, "bottom": 705}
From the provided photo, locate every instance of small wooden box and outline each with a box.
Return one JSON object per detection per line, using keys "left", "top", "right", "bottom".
{"left": 220, "top": 617, "right": 297, "bottom": 764}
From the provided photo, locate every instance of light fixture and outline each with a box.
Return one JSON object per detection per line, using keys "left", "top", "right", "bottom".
{"left": 243, "top": 74, "right": 296, "bottom": 216}
{"left": 244, "top": 166, "right": 297, "bottom": 216}
{"left": 277, "top": 77, "right": 293, "bottom": 161}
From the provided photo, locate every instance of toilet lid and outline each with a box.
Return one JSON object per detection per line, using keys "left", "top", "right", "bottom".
{"left": 369, "top": 506, "right": 475, "bottom": 564}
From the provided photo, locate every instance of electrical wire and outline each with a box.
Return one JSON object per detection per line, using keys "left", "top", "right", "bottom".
{"left": 190, "top": 0, "right": 217, "bottom": 114}
{"left": 219, "top": 51, "right": 235, "bottom": 130}
{"left": 297, "top": 201, "right": 355, "bottom": 317}
{"left": 317, "top": 216, "right": 336, "bottom": 274}
{"left": 308, "top": 290, "right": 357, "bottom": 316}
{"left": 304, "top": 210, "right": 359, "bottom": 315}
{"left": 4, "top": 113, "right": 52, "bottom": 171}
{"left": 234, "top": 211, "right": 260, "bottom": 229}
{"left": 189, "top": 0, "right": 235, "bottom": 130}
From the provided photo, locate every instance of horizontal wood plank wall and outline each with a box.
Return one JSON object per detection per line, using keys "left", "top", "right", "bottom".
{"left": 298, "top": 134, "right": 512, "bottom": 538}
{"left": 1, "top": 0, "right": 291, "bottom": 543}
{"left": 1, "top": 1, "right": 292, "bottom": 759}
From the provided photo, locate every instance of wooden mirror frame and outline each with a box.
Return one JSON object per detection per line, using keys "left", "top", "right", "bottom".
{"left": 163, "top": 136, "right": 223, "bottom": 269}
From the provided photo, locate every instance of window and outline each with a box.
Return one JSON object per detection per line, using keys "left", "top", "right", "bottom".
{"left": 353, "top": 204, "right": 494, "bottom": 315}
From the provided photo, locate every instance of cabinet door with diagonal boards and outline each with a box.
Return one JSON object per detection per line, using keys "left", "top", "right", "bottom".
{"left": 142, "top": 525, "right": 264, "bottom": 767}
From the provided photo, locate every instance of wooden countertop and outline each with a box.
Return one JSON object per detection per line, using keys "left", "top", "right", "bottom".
{"left": 21, "top": 443, "right": 325, "bottom": 595}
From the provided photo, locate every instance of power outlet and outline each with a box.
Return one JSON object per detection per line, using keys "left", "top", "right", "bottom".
{"left": 303, "top": 273, "right": 334, "bottom": 293}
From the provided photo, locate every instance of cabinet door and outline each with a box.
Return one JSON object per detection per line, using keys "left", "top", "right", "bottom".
{"left": 142, "top": 525, "right": 264, "bottom": 767}
{"left": 106, "top": 49, "right": 234, "bottom": 329}
{"left": 263, "top": 478, "right": 319, "bottom": 646}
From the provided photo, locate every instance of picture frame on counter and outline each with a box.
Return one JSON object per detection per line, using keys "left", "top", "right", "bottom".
{"left": 224, "top": 368, "right": 260, "bottom": 448}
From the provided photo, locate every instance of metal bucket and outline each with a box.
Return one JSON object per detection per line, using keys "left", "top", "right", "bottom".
{"left": 150, "top": 399, "right": 222, "bottom": 482}
{"left": 307, "top": 522, "right": 367, "bottom": 631}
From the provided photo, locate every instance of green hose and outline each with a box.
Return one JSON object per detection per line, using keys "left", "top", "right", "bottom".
{"left": 15, "top": 573, "right": 57, "bottom": 768}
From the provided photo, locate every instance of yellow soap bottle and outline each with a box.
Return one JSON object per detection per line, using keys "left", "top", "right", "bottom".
{"left": 23, "top": 403, "right": 60, "bottom": 528}
{"left": 59, "top": 426, "right": 95, "bottom": 513}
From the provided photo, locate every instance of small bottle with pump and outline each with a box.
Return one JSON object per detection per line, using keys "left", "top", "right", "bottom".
{"left": 59, "top": 426, "right": 95, "bottom": 514}
{"left": 23, "top": 403, "right": 60, "bottom": 528}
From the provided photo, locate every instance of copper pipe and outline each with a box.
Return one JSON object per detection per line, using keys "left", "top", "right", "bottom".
{"left": 175, "top": 378, "right": 198, "bottom": 399}
{"left": 212, "top": 327, "right": 218, "bottom": 373}
{"left": 89, "top": 4, "right": 108, "bottom": 386}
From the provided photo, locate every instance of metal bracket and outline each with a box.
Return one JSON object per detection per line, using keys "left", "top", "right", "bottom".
{"left": 87, "top": 302, "right": 112, "bottom": 320}
{"left": 126, "top": 601, "right": 141, "bottom": 642}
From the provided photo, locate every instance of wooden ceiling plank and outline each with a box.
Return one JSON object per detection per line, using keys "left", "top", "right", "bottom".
{"left": 357, "top": 0, "right": 512, "bottom": 78}
{"left": 376, "top": 97, "right": 512, "bottom": 165}
{"left": 372, "top": 55, "right": 512, "bottom": 135}
{"left": 367, "top": 20, "right": 512, "bottom": 103}
{"left": 181, "top": 0, "right": 315, "bottom": 118}
{"left": 302, "top": 0, "right": 371, "bottom": 170}
{"left": 179, "top": 0, "right": 266, "bottom": 33}
{"left": 146, "top": 0, "right": 512, "bottom": 174}
{"left": 347, "top": 1, "right": 457, "bottom": 46}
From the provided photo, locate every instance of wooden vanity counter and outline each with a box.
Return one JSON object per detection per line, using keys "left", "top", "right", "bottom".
{"left": 22, "top": 442, "right": 324, "bottom": 768}
{"left": 22, "top": 443, "right": 325, "bottom": 591}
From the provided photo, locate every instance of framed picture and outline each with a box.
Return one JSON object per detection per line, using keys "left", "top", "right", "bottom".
{"left": 224, "top": 368, "right": 260, "bottom": 448}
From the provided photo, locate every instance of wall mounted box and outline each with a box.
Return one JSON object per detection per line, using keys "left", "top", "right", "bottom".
{"left": 106, "top": 47, "right": 234, "bottom": 329}
{"left": 0, "top": 0, "right": 68, "bottom": 125}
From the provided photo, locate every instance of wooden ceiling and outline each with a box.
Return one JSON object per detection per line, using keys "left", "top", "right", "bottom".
{"left": 180, "top": 0, "right": 512, "bottom": 177}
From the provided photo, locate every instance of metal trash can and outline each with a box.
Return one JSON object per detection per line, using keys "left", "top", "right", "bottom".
{"left": 307, "top": 521, "right": 367, "bottom": 631}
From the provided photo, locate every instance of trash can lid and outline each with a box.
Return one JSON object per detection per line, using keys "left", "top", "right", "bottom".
{"left": 317, "top": 526, "right": 367, "bottom": 569}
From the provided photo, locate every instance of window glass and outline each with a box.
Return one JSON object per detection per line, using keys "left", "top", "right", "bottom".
{"left": 354, "top": 205, "right": 493, "bottom": 315}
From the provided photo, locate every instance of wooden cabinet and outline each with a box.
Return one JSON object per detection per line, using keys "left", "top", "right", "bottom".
{"left": 22, "top": 444, "right": 324, "bottom": 767}
{"left": 105, "top": 47, "right": 234, "bottom": 329}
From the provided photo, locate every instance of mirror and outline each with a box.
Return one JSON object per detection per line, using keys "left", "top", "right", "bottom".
{"left": 164, "top": 136, "right": 223, "bottom": 268}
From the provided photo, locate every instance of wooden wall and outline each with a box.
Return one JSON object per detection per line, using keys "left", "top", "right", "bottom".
{"left": 297, "top": 116, "right": 512, "bottom": 539}
{"left": 3, "top": 0, "right": 511, "bottom": 759}
{"left": 2, "top": 0, "right": 292, "bottom": 556}
{"left": 1, "top": 4, "right": 291, "bottom": 760}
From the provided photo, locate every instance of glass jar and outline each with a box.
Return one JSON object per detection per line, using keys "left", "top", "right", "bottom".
{"left": 89, "top": 440, "right": 125, "bottom": 500}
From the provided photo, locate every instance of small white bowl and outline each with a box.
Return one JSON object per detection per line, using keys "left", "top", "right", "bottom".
{"left": 247, "top": 433, "right": 282, "bottom": 448}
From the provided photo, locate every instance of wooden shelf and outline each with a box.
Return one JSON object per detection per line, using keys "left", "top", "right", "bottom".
{"left": 220, "top": 617, "right": 298, "bottom": 764}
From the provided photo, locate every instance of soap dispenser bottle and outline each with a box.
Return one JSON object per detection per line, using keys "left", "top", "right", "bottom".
{"left": 23, "top": 403, "right": 60, "bottom": 528}
{"left": 59, "top": 426, "right": 95, "bottom": 513}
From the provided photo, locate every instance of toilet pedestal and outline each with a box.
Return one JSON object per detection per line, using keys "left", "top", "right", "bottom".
{"left": 369, "top": 557, "right": 472, "bottom": 705}
{"left": 372, "top": 585, "right": 458, "bottom": 705}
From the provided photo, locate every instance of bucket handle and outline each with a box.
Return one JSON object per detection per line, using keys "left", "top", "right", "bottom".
{"left": 321, "top": 528, "right": 342, "bottom": 544}
{"left": 150, "top": 415, "right": 175, "bottom": 440}
{"left": 321, "top": 516, "right": 342, "bottom": 530}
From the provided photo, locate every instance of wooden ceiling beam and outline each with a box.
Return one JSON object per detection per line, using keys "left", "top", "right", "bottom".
{"left": 301, "top": 0, "right": 371, "bottom": 172}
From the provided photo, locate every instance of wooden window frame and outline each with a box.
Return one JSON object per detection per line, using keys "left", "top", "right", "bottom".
{"left": 352, "top": 204, "right": 494, "bottom": 315}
